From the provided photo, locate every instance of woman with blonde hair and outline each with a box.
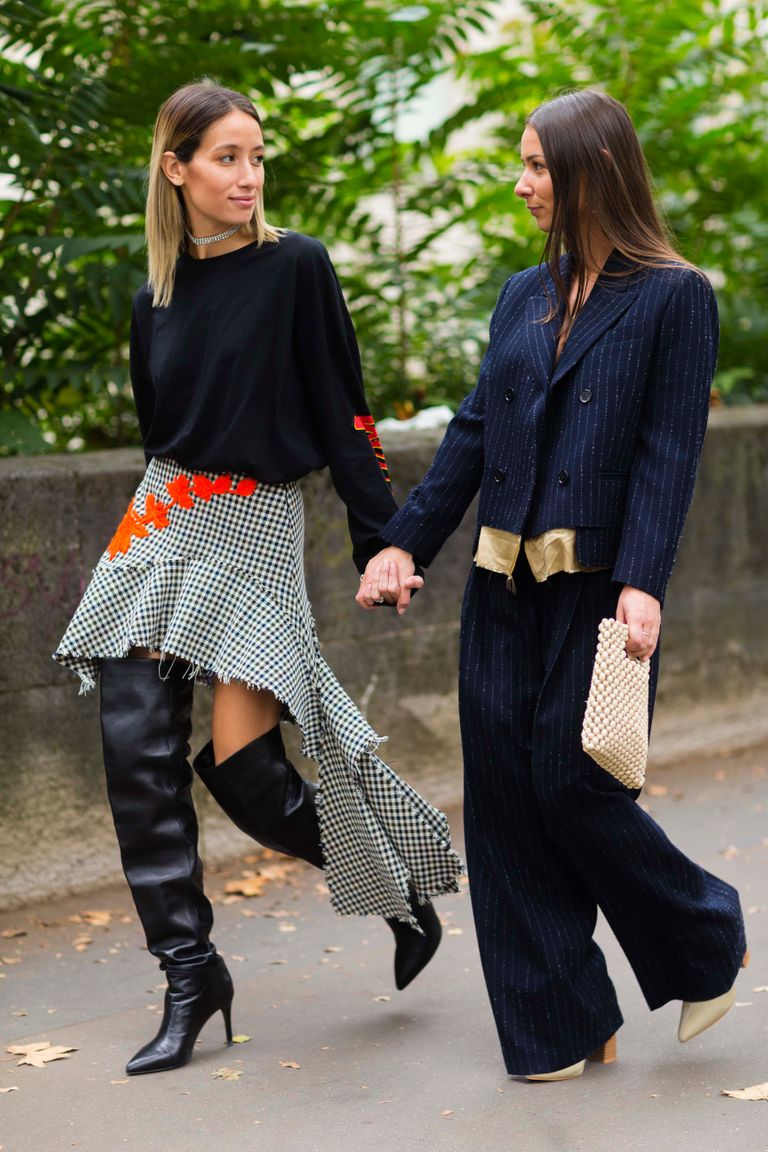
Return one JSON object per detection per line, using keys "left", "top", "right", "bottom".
{"left": 55, "top": 81, "right": 460, "bottom": 1076}
{"left": 358, "top": 89, "right": 747, "bottom": 1081}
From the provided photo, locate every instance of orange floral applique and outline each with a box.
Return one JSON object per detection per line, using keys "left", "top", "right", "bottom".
{"left": 107, "top": 468, "right": 257, "bottom": 561}
{"left": 354, "top": 414, "right": 390, "bottom": 482}
{"left": 165, "top": 473, "right": 194, "bottom": 509}
{"left": 107, "top": 500, "right": 150, "bottom": 559}
{"left": 212, "top": 474, "right": 233, "bottom": 495}
{"left": 192, "top": 474, "right": 215, "bottom": 502}
{"left": 141, "top": 492, "right": 171, "bottom": 530}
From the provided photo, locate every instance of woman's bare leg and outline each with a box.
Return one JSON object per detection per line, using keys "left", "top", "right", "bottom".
{"left": 212, "top": 680, "right": 282, "bottom": 764}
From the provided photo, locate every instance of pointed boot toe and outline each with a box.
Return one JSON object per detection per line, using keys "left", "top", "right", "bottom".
{"left": 678, "top": 949, "right": 748, "bottom": 1044}
{"left": 678, "top": 985, "right": 736, "bottom": 1044}
{"left": 527, "top": 1059, "right": 586, "bottom": 1082}
{"left": 387, "top": 896, "right": 442, "bottom": 991}
{"left": 126, "top": 955, "right": 234, "bottom": 1075}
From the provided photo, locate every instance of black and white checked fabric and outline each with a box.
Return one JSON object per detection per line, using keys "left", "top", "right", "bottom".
{"left": 54, "top": 456, "right": 461, "bottom": 924}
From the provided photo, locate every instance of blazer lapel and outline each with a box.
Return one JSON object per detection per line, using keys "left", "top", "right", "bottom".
{"left": 551, "top": 261, "right": 638, "bottom": 387}
{"left": 521, "top": 293, "right": 558, "bottom": 390}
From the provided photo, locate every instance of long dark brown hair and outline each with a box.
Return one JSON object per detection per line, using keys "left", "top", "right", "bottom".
{"left": 527, "top": 89, "right": 696, "bottom": 341}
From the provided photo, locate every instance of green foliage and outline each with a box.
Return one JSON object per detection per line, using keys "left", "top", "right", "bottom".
{"left": 1, "top": 0, "right": 766, "bottom": 457}
{"left": 441, "top": 0, "right": 768, "bottom": 404}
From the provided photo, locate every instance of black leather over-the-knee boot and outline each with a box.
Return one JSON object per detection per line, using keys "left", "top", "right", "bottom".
{"left": 193, "top": 725, "right": 441, "bottom": 990}
{"left": 100, "top": 657, "right": 233, "bottom": 1075}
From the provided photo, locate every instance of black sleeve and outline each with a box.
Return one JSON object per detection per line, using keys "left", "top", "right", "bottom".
{"left": 129, "top": 295, "right": 155, "bottom": 465}
{"left": 294, "top": 240, "right": 398, "bottom": 572}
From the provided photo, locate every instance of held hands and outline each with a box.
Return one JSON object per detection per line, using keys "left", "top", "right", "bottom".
{"left": 616, "top": 585, "right": 661, "bottom": 661}
{"left": 356, "top": 547, "right": 424, "bottom": 616}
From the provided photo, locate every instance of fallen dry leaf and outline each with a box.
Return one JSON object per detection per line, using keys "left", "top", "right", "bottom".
{"left": 110, "top": 1079, "right": 129, "bottom": 1085}
{"left": 7, "top": 1042, "right": 77, "bottom": 1068}
{"left": 0, "top": 957, "right": 20, "bottom": 966}
{"left": 278, "top": 923, "right": 296, "bottom": 933}
{"left": 212, "top": 1067, "right": 243, "bottom": 1081}
{"left": 0, "top": 929, "right": 26, "bottom": 939}
{"left": 324, "top": 946, "right": 342, "bottom": 953}
{"left": 279, "top": 1060, "right": 301, "bottom": 1070}
{"left": 232, "top": 1035, "right": 251, "bottom": 1044}
{"left": 442, "top": 1109, "right": 454, "bottom": 1117}
{"left": 225, "top": 877, "right": 266, "bottom": 898}
{"left": 374, "top": 995, "right": 391, "bottom": 1003}
{"left": 753, "top": 986, "right": 768, "bottom": 993}
{"left": 72, "top": 935, "right": 93, "bottom": 952}
{"left": 0, "top": 1087, "right": 18, "bottom": 1094}
{"left": 82, "top": 910, "right": 112, "bottom": 927}
{"left": 11, "top": 1011, "right": 27, "bottom": 1018}
{"left": 646, "top": 784, "right": 668, "bottom": 796}
{"left": 722, "top": 1082, "right": 768, "bottom": 1101}
{"left": 719, "top": 845, "right": 740, "bottom": 859}
{"left": 259, "top": 863, "right": 295, "bottom": 881}
{"left": 447, "top": 928, "right": 463, "bottom": 936}
{"left": 229, "top": 955, "right": 246, "bottom": 962}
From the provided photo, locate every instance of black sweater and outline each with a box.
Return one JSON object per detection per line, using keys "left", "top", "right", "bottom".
{"left": 129, "top": 231, "right": 397, "bottom": 571}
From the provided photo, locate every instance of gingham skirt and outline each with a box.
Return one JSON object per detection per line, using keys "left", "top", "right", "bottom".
{"left": 54, "top": 456, "right": 461, "bottom": 925}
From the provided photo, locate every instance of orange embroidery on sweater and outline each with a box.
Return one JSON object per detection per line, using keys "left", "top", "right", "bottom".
{"left": 354, "top": 414, "right": 390, "bottom": 482}
{"left": 106, "top": 470, "right": 258, "bottom": 560}
{"left": 107, "top": 500, "right": 149, "bottom": 559}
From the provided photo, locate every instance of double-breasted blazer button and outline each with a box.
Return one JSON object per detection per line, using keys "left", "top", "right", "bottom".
{"left": 579, "top": 388, "right": 593, "bottom": 403}
{"left": 494, "top": 468, "right": 506, "bottom": 484}
{"left": 505, "top": 386, "right": 516, "bottom": 401}
{"left": 558, "top": 469, "right": 570, "bottom": 486}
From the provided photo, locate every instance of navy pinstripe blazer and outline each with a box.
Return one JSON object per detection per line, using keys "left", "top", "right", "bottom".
{"left": 384, "top": 254, "right": 718, "bottom": 604}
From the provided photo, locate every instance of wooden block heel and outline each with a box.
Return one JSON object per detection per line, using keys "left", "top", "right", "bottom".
{"left": 588, "top": 1033, "right": 617, "bottom": 1064}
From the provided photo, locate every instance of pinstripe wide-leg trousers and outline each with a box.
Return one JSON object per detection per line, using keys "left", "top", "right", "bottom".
{"left": 459, "top": 556, "right": 746, "bottom": 1076}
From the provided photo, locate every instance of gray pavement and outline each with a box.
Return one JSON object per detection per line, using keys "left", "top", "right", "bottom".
{"left": 1, "top": 742, "right": 767, "bottom": 1152}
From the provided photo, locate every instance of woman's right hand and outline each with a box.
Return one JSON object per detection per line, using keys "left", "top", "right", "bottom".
{"left": 356, "top": 547, "right": 423, "bottom": 616}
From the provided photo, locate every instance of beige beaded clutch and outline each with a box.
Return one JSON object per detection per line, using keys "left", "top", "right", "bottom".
{"left": 581, "top": 617, "right": 650, "bottom": 789}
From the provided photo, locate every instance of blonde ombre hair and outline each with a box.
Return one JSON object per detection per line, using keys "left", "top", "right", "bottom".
{"left": 146, "top": 81, "right": 281, "bottom": 307}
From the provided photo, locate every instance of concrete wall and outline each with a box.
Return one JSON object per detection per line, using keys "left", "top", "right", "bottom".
{"left": 1, "top": 407, "right": 766, "bottom": 910}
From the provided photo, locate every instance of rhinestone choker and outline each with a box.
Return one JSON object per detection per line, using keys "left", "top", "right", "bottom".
{"left": 186, "top": 224, "right": 240, "bottom": 246}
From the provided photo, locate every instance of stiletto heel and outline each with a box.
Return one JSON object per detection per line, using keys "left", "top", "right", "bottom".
{"left": 223, "top": 1004, "right": 234, "bottom": 1045}
{"left": 588, "top": 1033, "right": 617, "bottom": 1064}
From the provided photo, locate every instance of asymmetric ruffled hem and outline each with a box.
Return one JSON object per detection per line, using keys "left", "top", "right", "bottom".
{"left": 54, "top": 457, "right": 462, "bottom": 925}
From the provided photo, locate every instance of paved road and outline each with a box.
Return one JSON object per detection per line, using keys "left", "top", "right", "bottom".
{"left": 1, "top": 743, "right": 766, "bottom": 1152}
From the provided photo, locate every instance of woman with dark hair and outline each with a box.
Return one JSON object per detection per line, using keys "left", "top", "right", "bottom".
{"left": 357, "top": 90, "right": 747, "bottom": 1081}
{"left": 54, "top": 81, "right": 460, "bottom": 1076}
